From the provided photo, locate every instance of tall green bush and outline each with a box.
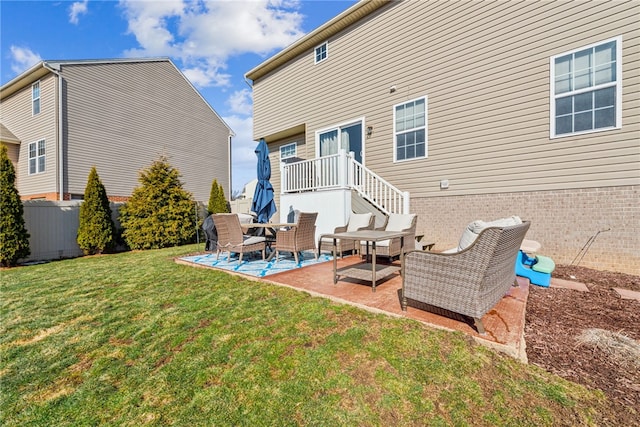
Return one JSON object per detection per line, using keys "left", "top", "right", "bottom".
{"left": 0, "top": 144, "right": 30, "bottom": 266}
{"left": 207, "top": 179, "right": 228, "bottom": 214}
{"left": 77, "top": 166, "right": 115, "bottom": 255}
{"left": 119, "top": 156, "right": 195, "bottom": 250}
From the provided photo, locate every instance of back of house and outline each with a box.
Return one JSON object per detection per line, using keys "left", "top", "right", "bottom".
{"left": 247, "top": 0, "right": 640, "bottom": 274}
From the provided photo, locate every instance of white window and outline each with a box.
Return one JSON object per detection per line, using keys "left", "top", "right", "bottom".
{"left": 280, "top": 142, "right": 297, "bottom": 159}
{"left": 394, "top": 97, "right": 427, "bottom": 161}
{"left": 315, "top": 42, "right": 328, "bottom": 64}
{"left": 28, "top": 140, "right": 46, "bottom": 174}
{"left": 32, "top": 81, "right": 40, "bottom": 115}
{"left": 551, "top": 37, "right": 622, "bottom": 138}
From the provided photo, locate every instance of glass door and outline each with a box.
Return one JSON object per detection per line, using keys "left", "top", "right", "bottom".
{"left": 318, "top": 121, "right": 363, "bottom": 163}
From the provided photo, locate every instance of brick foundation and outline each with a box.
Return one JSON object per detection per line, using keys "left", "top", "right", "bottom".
{"left": 411, "top": 185, "right": 639, "bottom": 275}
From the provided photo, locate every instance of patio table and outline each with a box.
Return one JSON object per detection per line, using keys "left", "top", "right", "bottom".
{"left": 241, "top": 222, "right": 295, "bottom": 261}
{"left": 323, "top": 230, "right": 409, "bottom": 292}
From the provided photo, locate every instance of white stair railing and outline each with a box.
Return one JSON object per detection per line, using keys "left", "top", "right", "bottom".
{"left": 281, "top": 150, "right": 409, "bottom": 215}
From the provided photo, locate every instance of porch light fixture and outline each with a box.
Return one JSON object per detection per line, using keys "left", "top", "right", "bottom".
{"left": 366, "top": 126, "right": 373, "bottom": 137}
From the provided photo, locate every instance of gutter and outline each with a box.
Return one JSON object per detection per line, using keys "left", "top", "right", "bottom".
{"left": 42, "top": 62, "right": 64, "bottom": 201}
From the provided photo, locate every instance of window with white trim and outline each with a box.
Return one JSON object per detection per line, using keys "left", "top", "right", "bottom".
{"left": 551, "top": 37, "right": 622, "bottom": 137}
{"left": 28, "top": 139, "right": 46, "bottom": 174}
{"left": 280, "top": 142, "right": 297, "bottom": 159}
{"left": 394, "top": 97, "right": 427, "bottom": 161}
{"left": 315, "top": 42, "right": 328, "bottom": 64}
{"left": 32, "top": 81, "right": 40, "bottom": 115}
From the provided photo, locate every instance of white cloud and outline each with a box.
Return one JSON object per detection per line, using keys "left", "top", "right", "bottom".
{"left": 224, "top": 115, "right": 258, "bottom": 191}
{"left": 227, "top": 89, "right": 253, "bottom": 115}
{"left": 119, "top": 0, "right": 305, "bottom": 88}
{"left": 9, "top": 46, "right": 42, "bottom": 74}
{"left": 69, "top": 0, "right": 89, "bottom": 25}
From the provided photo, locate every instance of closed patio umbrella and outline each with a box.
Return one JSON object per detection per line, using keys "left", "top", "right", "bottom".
{"left": 251, "top": 138, "right": 277, "bottom": 223}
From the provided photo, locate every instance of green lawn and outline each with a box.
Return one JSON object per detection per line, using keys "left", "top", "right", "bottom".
{"left": 1, "top": 244, "right": 611, "bottom": 426}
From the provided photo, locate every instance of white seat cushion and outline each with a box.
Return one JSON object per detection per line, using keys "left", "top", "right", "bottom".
{"left": 385, "top": 213, "right": 416, "bottom": 232}
{"left": 346, "top": 213, "right": 372, "bottom": 232}
{"left": 243, "top": 236, "right": 266, "bottom": 245}
{"left": 457, "top": 215, "right": 522, "bottom": 251}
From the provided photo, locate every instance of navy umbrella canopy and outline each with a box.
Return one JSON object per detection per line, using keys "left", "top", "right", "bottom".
{"left": 251, "top": 138, "right": 277, "bottom": 223}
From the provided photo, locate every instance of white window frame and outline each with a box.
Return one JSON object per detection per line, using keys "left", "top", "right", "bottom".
{"left": 393, "top": 96, "right": 428, "bottom": 162}
{"left": 550, "top": 36, "right": 622, "bottom": 138}
{"left": 28, "top": 139, "right": 46, "bottom": 175}
{"left": 314, "top": 42, "right": 328, "bottom": 64}
{"left": 280, "top": 142, "right": 297, "bottom": 160}
{"left": 32, "top": 81, "right": 41, "bottom": 115}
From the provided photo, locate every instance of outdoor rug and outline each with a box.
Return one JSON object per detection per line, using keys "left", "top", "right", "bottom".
{"left": 179, "top": 252, "right": 333, "bottom": 278}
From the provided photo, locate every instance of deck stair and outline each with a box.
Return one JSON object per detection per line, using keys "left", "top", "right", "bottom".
{"left": 281, "top": 149, "right": 409, "bottom": 216}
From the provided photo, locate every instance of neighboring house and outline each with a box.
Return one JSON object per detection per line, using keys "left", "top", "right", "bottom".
{"left": 245, "top": 0, "right": 640, "bottom": 274}
{"left": 1, "top": 58, "right": 233, "bottom": 202}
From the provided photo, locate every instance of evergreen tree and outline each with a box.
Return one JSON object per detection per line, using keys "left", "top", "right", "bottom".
{"left": 0, "top": 144, "right": 30, "bottom": 266}
{"left": 218, "top": 181, "right": 230, "bottom": 213}
{"left": 207, "top": 179, "right": 229, "bottom": 214}
{"left": 119, "top": 156, "right": 195, "bottom": 249}
{"left": 77, "top": 166, "right": 115, "bottom": 255}
{"left": 207, "top": 179, "right": 220, "bottom": 214}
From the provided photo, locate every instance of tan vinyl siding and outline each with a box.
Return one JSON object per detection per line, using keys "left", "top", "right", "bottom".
{"left": 1, "top": 73, "right": 58, "bottom": 198}
{"left": 61, "top": 60, "right": 230, "bottom": 201}
{"left": 2, "top": 143, "right": 20, "bottom": 167}
{"left": 252, "top": 0, "right": 640, "bottom": 198}
{"left": 270, "top": 133, "right": 307, "bottom": 210}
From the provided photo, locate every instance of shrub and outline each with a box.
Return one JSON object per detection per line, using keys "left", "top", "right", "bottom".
{"left": 0, "top": 144, "right": 30, "bottom": 266}
{"left": 119, "top": 156, "right": 196, "bottom": 250}
{"left": 207, "top": 179, "right": 228, "bottom": 214}
{"left": 77, "top": 166, "right": 115, "bottom": 255}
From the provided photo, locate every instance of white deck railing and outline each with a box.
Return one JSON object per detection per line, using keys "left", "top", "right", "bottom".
{"left": 281, "top": 150, "right": 409, "bottom": 215}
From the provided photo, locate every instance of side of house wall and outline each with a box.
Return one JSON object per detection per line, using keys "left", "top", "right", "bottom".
{"left": 3, "top": 142, "right": 20, "bottom": 168}
{"left": 60, "top": 60, "right": 231, "bottom": 202}
{"left": 1, "top": 73, "right": 59, "bottom": 199}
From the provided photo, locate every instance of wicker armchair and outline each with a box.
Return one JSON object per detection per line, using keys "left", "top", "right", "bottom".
{"left": 361, "top": 213, "right": 417, "bottom": 260}
{"left": 212, "top": 213, "right": 266, "bottom": 262}
{"left": 275, "top": 212, "right": 318, "bottom": 264}
{"left": 318, "top": 212, "right": 375, "bottom": 257}
{"left": 402, "top": 221, "right": 531, "bottom": 334}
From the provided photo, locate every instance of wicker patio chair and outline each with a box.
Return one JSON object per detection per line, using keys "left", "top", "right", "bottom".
{"left": 212, "top": 213, "right": 266, "bottom": 263}
{"left": 275, "top": 212, "right": 318, "bottom": 264}
{"left": 317, "top": 212, "right": 375, "bottom": 257}
{"left": 360, "top": 213, "right": 417, "bottom": 260}
{"left": 401, "top": 221, "right": 531, "bottom": 334}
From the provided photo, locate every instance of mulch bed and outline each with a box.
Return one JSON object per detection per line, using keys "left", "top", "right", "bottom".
{"left": 525, "top": 264, "right": 640, "bottom": 425}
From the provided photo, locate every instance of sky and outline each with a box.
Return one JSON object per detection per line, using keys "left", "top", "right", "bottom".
{"left": 0, "top": 0, "right": 357, "bottom": 194}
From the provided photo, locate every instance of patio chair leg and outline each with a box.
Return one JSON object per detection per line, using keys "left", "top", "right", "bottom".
{"left": 294, "top": 252, "right": 299, "bottom": 264}
{"left": 239, "top": 253, "right": 243, "bottom": 263}
{"left": 275, "top": 250, "right": 279, "bottom": 263}
{"left": 473, "top": 317, "right": 486, "bottom": 335}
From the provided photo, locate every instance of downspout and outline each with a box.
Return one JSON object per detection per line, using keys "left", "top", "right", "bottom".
{"left": 43, "top": 62, "right": 64, "bottom": 200}
{"left": 228, "top": 134, "right": 233, "bottom": 203}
